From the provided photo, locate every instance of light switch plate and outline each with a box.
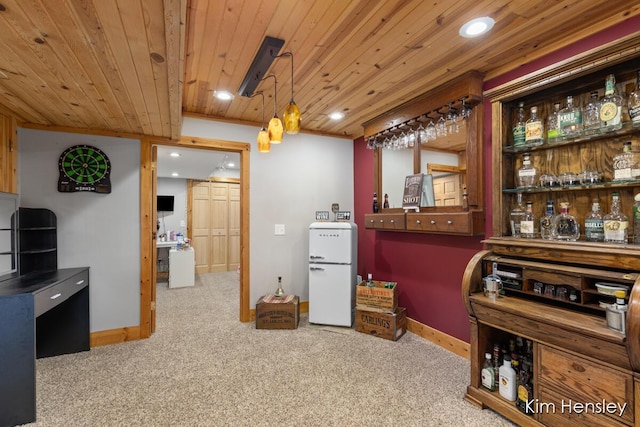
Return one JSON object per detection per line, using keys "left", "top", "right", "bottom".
{"left": 274, "top": 224, "right": 285, "bottom": 235}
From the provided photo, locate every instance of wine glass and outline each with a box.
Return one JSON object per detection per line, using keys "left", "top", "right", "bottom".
{"left": 446, "top": 103, "right": 459, "bottom": 134}
{"left": 407, "top": 128, "right": 416, "bottom": 148}
{"left": 426, "top": 116, "right": 437, "bottom": 141}
{"left": 436, "top": 112, "right": 447, "bottom": 138}
{"left": 417, "top": 122, "right": 427, "bottom": 144}
{"left": 460, "top": 97, "right": 473, "bottom": 127}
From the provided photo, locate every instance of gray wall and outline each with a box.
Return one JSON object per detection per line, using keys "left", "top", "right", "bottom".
{"left": 16, "top": 118, "right": 354, "bottom": 333}
{"left": 18, "top": 128, "right": 141, "bottom": 332}
{"left": 157, "top": 177, "right": 187, "bottom": 238}
{"left": 181, "top": 117, "right": 354, "bottom": 305}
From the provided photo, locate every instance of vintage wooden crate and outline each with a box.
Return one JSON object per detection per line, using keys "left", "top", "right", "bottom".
{"left": 356, "top": 307, "right": 407, "bottom": 341}
{"left": 255, "top": 294, "right": 299, "bottom": 329}
{"left": 356, "top": 280, "right": 398, "bottom": 313}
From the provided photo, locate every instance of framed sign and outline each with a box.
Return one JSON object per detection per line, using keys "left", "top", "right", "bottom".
{"left": 315, "top": 211, "right": 330, "bottom": 221}
{"left": 402, "top": 174, "right": 423, "bottom": 209}
{"left": 336, "top": 211, "right": 351, "bottom": 221}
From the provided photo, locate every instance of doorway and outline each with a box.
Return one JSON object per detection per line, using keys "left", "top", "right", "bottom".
{"left": 140, "top": 136, "right": 250, "bottom": 339}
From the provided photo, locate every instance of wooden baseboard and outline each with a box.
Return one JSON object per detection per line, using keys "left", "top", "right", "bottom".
{"left": 91, "top": 303, "right": 470, "bottom": 362}
{"left": 406, "top": 318, "right": 470, "bottom": 360}
{"left": 90, "top": 326, "right": 141, "bottom": 348}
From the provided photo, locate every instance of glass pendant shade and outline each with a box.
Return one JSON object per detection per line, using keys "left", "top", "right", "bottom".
{"left": 284, "top": 100, "right": 301, "bottom": 134}
{"left": 257, "top": 128, "right": 270, "bottom": 152}
{"left": 268, "top": 116, "right": 284, "bottom": 144}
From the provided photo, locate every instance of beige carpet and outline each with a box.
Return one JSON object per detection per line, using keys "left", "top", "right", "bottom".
{"left": 23, "top": 272, "right": 515, "bottom": 426}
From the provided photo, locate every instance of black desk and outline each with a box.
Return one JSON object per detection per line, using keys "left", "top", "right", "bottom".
{"left": 0, "top": 267, "right": 90, "bottom": 427}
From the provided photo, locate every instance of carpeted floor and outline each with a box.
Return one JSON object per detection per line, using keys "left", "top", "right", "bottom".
{"left": 24, "top": 272, "right": 515, "bottom": 426}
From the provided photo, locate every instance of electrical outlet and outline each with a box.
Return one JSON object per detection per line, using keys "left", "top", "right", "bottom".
{"left": 274, "top": 224, "right": 285, "bottom": 235}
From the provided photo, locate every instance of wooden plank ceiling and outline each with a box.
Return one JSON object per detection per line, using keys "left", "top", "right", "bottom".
{"left": 0, "top": 0, "right": 638, "bottom": 141}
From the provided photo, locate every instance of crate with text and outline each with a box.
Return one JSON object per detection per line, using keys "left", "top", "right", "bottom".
{"left": 356, "top": 307, "right": 407, "bottom": 341}
{"left": 356, "top": 280, "right": 398, "bottom": 313}
{"left": 255, "top": 295, "right": 299, "bottom": 329}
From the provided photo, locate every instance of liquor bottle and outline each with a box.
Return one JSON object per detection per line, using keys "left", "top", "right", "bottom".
{"left": 604, "top": 192, "right": 628, "bottom": 243}
{"left": 513, "top": 102, "right": 526, "bottom": 147}
{"left": 372, "top": 192, "right": 379, "bottom": 213}
{"left": 492, "top": 344, "right": 502, "bottom": 384}
{"left": 540, "top": 200, "right": 556, "bottom": 240}
{"left": 520, "top": 201, "right": 537, "bottom": 238}
{"left": 634, "top": 193, "right": 640, "bottom": 244}
{"left": 499, "top": 354, "right": 517, "bottom": 401}
{"left": 599, "top": 74, "right": 623, "bottom": 131}
{"left": 366, "top": 273, "right": 374, "bottom": 287}
{"left": 629, "top": 70, "right": 640, "bottom": 124}
{"left": 583, "top": 91, "right": 602, "bottom": 133}
{"left": 517, "top": 153, "right": 537, "bottom": 188}
{"left": 275, "top": 276, "right": 284, "bottom": 297}
{"left": 584, "top": 199, "right": 604, "bottom": 242}
{"left": 481, "top": 352, "right": 496, "bottom": 391}
{"left": 613, "top": 141, "right": 639, "bottom": 181}
{"left": 516, "top": 364, "right": 534, "bottom": 415}
{"left": 383, "top": 193, "right": 390, "bottom": 209}
{"left": 546, "top": 102, "right": 561, "bottom": 142}
{"left": 558, "top": 95, "right": 583, "bottom": 138}
{"left": 553, "top": 202, "right": 580, "bottom": 241}
{"left": 510, "top": 192, "right": 526, "bottom": 238}
{"left": 525, "top": 106, "right": 544, "bottom": 146}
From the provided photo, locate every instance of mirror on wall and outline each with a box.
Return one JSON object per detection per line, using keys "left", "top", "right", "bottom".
{"left": 363, "top": 70, "right": 484, "bottom": 213}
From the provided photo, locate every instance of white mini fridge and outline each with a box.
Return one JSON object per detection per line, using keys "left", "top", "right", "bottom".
{"left": 308, "top": 222, "right": 358, "bottom": 326}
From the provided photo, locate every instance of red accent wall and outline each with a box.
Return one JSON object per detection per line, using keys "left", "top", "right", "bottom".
{"left": 353, "top": 15, "right": 640, "bottom": 343}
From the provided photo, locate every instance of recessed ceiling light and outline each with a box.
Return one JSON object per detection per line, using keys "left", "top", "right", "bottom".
{"left": 171, "top": 172, "right": 179, "bottom": 177}
{"left": 170, "top": 152, "right": 180, "bottom": 157}
{"left": 227, "top": 162, "right": 235, "bottom": 167}
{"left": 459, "top": 17, "right": 495, "bottom": 38}
{"left": 329, "top": 112, "right": 345, "bottom": 120}
{"left": 214, "top": 90, "right": 234, "bottom": 101}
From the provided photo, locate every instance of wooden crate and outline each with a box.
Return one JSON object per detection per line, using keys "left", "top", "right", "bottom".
{"left": 356, "top": 280, "right": 398, "bottom": 313}
{"left": 255, "top": 295, "right": 299, "bottom": 329}
{"left": 356, "top": 307, "right": 407, "bottom": 341}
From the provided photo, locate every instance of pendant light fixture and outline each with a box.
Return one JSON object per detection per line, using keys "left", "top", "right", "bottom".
{"left": 254, "top": 91, "right": 270, "bottom": 153}
{"left": 275, "top": 52, "right": 301, "bottom": 134}
{"left": 263, "top": 74, "right": 283, "bottom": 144}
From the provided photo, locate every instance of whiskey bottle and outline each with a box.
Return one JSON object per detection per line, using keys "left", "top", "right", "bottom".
{"left": 524, "top": 106, "right": 544, "bottom": 146}
{"left": 383, "top": 193, "right": 390, "bottom": 209}
{"left": 546, "top": 102, "right": 561, "bottom": 142}
{"left": 628, "top": 70, "right": 640, "bottom": 124}
{"left": 553, "top": 202, "right": 580, "bottom": 241}
{"left": 481, "top": 352, "right": 496, "bottom": 392}
{"left": 634, "top": 193, "right": 640, "bottom": 244}
{"left": 539, "top": 200, "right": 556, "bottom": 240}
{"left": 599, "top": 74, "right": 623, "bottom": 131}
{"left": 517, "top": 153, "right": 537, "bottom": 188}
{"left": 513, "top": 102, "right": 526, "bottom": 147}
{"left": 509, "top": 192, "right": 526, "bottom": 238}
{"left": 520, "top": 201, "right": 537, "bottom": 238}
{"left": 613, "top": 141, "right": 639, "bottom": 181}
{"left": 584, "top": 199, "right": 604, "bottom": 242}
{"left": 583, "top": 91, "right": 601, "bottom": 134}
{"left": 558, "top": 95, "right": 583, "bottom": 138}
{"left": 372, "top": 192, "right": 379, "bottom": 213}
{"left": 604, "top": 192, "right": 628, "bottom": 243}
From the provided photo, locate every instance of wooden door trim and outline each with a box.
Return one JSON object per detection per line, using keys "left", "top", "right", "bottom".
{"left": 140, "top": 137, "right": 251, "bottom": 339}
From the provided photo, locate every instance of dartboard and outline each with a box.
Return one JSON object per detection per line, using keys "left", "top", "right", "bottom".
{"left": 58, "top": 144, "right": 112, "bottom": 193}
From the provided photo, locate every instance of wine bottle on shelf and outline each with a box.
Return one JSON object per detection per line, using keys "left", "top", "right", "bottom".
{"left": 372, "top": 192, "right": 379, "bottom": 213}
{"left": 520, "top": 201, "right": 537, "bottom": 238}
{"left": 584, "top": 199, "right": 604, "bottom": 242}
{"left": 599, "top": 74, "right": 623, "bottom": 131}
{"left": 512, "top": 102, "right": 526, "bottom": 147}
{"left": 628, "top": 70, "right": 640, "bottom": 123}
{"left": 383, "top": 193, "right": 389, "bottom": 209}
{"left": 509, "top": 192, "right": 526, "bottom": 238}
{"left": 524, "top": 106, "right": 544, "bottom": 146}
{"left": 539, "top": 200, "right": 556, "bottom": 240}
{"left": 603, "top": 192, "right": 628, "bottom": 243}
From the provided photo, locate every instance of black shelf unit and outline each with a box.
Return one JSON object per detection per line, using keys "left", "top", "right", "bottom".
{"left": 12, "top": 208, "right": 57, "bottom": 275}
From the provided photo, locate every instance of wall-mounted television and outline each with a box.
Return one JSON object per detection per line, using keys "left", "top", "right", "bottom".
{"left": 157, "top": 195, "right": 175, "bottom": 212}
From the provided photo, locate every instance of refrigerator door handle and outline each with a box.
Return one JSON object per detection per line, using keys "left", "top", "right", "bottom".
{"left": 310, "top": 266, "right": 325, "bottom": 271}
{"left": 310, "top": 255, "right": 325, "bottom": 260}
